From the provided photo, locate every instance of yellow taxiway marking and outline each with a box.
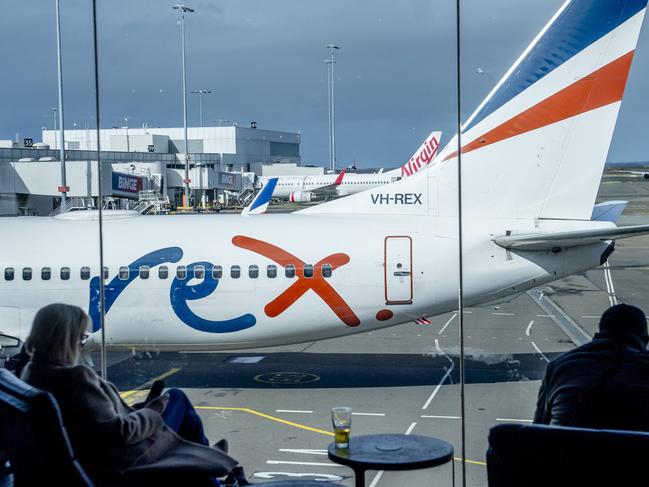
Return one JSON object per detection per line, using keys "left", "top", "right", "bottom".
{"left": 119, "top": 367, "right": 182, "bottom": 400}
{"left": 195, "top": 406, "right": 487, "bottom": 466}
{"left": 196, "top": 406, "right": 334, "bottom": 437}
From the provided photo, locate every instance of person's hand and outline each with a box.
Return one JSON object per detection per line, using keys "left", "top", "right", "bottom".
{"left": 145, "top": 393, "right": 169, "bottom": 414}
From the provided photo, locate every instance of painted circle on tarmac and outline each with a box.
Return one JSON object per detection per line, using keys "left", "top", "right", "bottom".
{"left": 376, "top": 309, "right": 394, "bottom": 321}
{"left": 254, "top": 372, "right": 320, "bottom": 385}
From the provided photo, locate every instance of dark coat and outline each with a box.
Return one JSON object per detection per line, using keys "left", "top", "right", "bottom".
{"left": 534, "top": 333, "right": 649, "bottom": 431}
{"left": 21, "top": 359, "right": 237, "bottom": 479}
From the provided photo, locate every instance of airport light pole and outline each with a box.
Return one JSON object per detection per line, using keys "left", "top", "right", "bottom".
{"left": 52, "top": 108, "right": 57, "bottom": 138}
{"left": 191, "top": 89, "right": 211, "bottom": 128}
{"left": 325, "top": 44, "right": 340, "bottom": 173}
{"left": 124, "top": 117, "right": 130, "bottom": 152}
{"left": 55, "top": 0, "right": 67, "bottom": 205}
{"left": 173, "top": 4, "right": 194, "bottom": 207}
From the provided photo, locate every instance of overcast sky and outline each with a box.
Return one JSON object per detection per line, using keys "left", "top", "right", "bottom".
{"left": 1, "top": 1, "right": 648, "bottom": 167}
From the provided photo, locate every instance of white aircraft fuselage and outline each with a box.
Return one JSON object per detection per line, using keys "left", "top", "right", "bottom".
{"left": 0, "top": 212, "right": 610, "bottom": 350}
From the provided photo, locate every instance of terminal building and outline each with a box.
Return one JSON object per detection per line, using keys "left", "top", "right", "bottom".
{"left": 0, "top": 124, "right": 308, "bottom": 216}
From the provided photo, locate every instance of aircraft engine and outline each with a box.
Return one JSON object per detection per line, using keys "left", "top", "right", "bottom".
{"left": 289, "top": 191, "right": 314, "bottom": 203}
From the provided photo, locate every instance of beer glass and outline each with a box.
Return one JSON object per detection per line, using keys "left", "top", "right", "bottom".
{"left": 331, "top": 406, "right": 352, "bottom": 448}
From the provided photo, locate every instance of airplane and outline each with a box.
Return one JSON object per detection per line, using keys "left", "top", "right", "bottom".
{"left": 1, "top": 0, "right": 648, "bottom": 352}
{"left": 260, "top": 131, "right": 441, "bottom": 203}
{"left": 609, "top": 169, "right": 649, "bottom": 179}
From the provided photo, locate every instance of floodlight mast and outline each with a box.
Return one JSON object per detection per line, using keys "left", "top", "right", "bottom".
{"left": 173, "top": 4, "right": 194, "bottom": 207}
{"left": 191, "top": 89, "right": 212, "bottom": 128}
{"left": 55, "top": 0, "right": 67, "bottom": 205}
{"left": 325, "top": 44, "right": 340, "bottom": 173}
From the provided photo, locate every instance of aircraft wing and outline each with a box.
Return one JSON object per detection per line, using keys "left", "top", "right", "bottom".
{"left": 493, "top": 224, "right": 649, "bottom": 251}
{"left": 309, "top": 168, "right": 346, "bottom": 198}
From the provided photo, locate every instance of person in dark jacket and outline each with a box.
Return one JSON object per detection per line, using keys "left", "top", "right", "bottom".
{"left": 534, "top": 303, "right": 649, "bottom": 430}
{"left": 20, "top": 303, "right": 237, "bottom": 482}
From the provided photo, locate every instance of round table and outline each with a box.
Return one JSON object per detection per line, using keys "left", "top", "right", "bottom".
{"left": 327, "top": 433, "right": 454, "bottom": 487}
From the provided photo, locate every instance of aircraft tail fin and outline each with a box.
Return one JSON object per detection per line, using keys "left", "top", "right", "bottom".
{"left": 241, "top": 178, "right": 277, "bottom": 216}
{"left": 301, "top": 0, "right": 647, "bottom": 218}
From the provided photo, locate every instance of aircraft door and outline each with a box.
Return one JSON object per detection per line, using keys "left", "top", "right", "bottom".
{"left": 384, "top": 236, "right": 413, "bottom": 304}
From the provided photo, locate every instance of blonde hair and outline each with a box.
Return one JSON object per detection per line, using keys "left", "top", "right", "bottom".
{"left": 25, "top": 303, "right": 89, "bottom": 365}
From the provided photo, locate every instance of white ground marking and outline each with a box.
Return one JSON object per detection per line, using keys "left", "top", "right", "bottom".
{"left": 496, "top": 418, "right": 533, "bottom": 423}
{"left": 422, "top": 339, "right": 455, "bottom": 410}
{"left": 266, "top": 461, "right": 341, "bottom": 467}
{"left": 531, "top": 341, "right": 550, "bottom": 363}
{"left": 278, "top": 449, "right": 327, "bottom": 456}
{"left": 536, "top": 314, "right": 555, "bottom": 318}
{"left": 492, "top": 312, "right": 515, "bottom": 316}
{"left": 438, "top": 313, "right": 457, "bottom": 335}
{"left": 603, "top": 261, "right": 618, "bottom": 306}
{"left": 525, "top": 320, "right": 534, "bottom": 337}
{"left": 352, "top": 412, "right": 386, "bottom": 417}
{"left": 581, "top": 316, "right": 600, "bottom": 319}
{"left": 276, "top": 410, "right": 313, "bottom": 414}
{"left": 421, "top": 415, "right": 460, "bottom": 419}
{"left": 369, "top": 423, "right": 418, "bottom": 487}
{"left": 405, "top": 422, "right": 417, "bottom": 435}
{"left": 254, "top": 472, "right": 343, "bottom": 481}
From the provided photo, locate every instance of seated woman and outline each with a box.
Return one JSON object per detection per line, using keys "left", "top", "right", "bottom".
{"left": 20, "top": 303, "right": 237, "bottom": 482}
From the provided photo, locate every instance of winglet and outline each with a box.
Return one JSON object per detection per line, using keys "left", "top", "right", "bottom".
{"left": 334, "top": 168, "right": 346, "bottom": 186}
{"left": 591, "top": 201, "right": 628, "bottom": 223}
{"left": 242, "top": 178, "right": 278, "bottom": 216}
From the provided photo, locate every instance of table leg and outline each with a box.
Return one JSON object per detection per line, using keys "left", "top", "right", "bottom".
{"left": 354, "top": 468, "right": 365, "bottom": 487}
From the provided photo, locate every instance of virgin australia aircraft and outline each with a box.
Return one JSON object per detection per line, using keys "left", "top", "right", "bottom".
{"left": 260, "top": 131, "right": 441, "bottom": 203}
{"left": 1, "top": 0, "right": 648, "bottom": 351}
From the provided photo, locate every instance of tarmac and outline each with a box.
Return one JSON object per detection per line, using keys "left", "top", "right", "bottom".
{"left": 106, "top": 171, "right": 649, "bottom": 486}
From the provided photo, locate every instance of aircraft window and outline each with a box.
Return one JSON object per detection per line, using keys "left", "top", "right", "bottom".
{"left": 22, "top": 267, "right": 32, "bottom": 281}
{"left": 249, "top": 265, "right": 259, "bottom": 279}
{"left": 4, "top": 267, "right": 14, "bottom": 281}
{"left": 80, "top": 266, "right": 90, "bottom": 280}
{"left": 303, "top": 264, "right": 314, "bottom": 278}
{"left": 176, "top": 266, "right": 187, "bottom": 280}
{"left": 212, "top": 265, "right": 222, "bottom": 279}
{"left": 103, "top": 267, "right": 109, "bottom": 279}
{"left": 60, "top": 267, "right": 70, "bottom": 280}
{"left": 194, "top": 265, "right": 205, "bottom": 279}
{"left": 285, "top": 264, "right": 296, "bottom": 278}
{"left": 119, "top": 266, "right": 130, "bottom": 280}
{"left": 159, "top": 266, "right": 169, "bottom": 279}
{"left": 139, "top": 266, "right": 150, "bottom": 280}
{"left": 267, "top": 265, "right": 277, "bottom": 278}
{"left": 321, "top": 264, "right": 332, "bottom": 278}
{"left": 41, "top": 267, "right": 51, "bottom": 280}
{"left": 231, "top": 265, "right": 241, "bottom": 279}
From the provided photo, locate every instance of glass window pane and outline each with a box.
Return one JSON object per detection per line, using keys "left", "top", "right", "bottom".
{"left": 103, "top": 266, "right": 109, "bottom": 279}
{"left": 249, "top": 265, "right": 259, "bottom": 278}
{"left": 267, "top": 265, "right": 277, "bottom": 278}
{"left": 139, "top": 265, "right": 150, "bottom": 279}
{"left": 119, "top": 266, "right": 129, "bottom": 280}
{"left": 212, "top": 265, "right": 222, "bottom": 279}
{"left": 4, "top": 267, "right": 14, "bottom": 281}
{"left": 159, "top": 266, "right": 169, "bottom": 279}
{"left": 22, "top": 267, "right": 32, "bottom": 281}
{"left": 303, "top": 264, "right": 313, "bottom": 278}
{"left": 285, "top": 264, "right": 296, "bottom": 278}
{"left": 176, "top": 266, "right": 187, "bottom": 280}
{"left": 231, "top": 265, "right": 241, "bottom": 279}
{"left": 321, "top": 264, "right": 332, "bottom": 278}
{"left": 194, "top": 265, "right": 205, "bottom": 279}
{"left": 80, "top": 266, "right": 90, "bottom": 280}
{"left": 41, "top": 267, "right": 51, "bottom": 280}
{"left": 60, "top": 267, "right": 70, "bottom": 280}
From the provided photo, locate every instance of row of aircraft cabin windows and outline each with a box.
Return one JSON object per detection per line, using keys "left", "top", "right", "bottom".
{"left": 2, "top": 264, "right": 333, "bottom": 281}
